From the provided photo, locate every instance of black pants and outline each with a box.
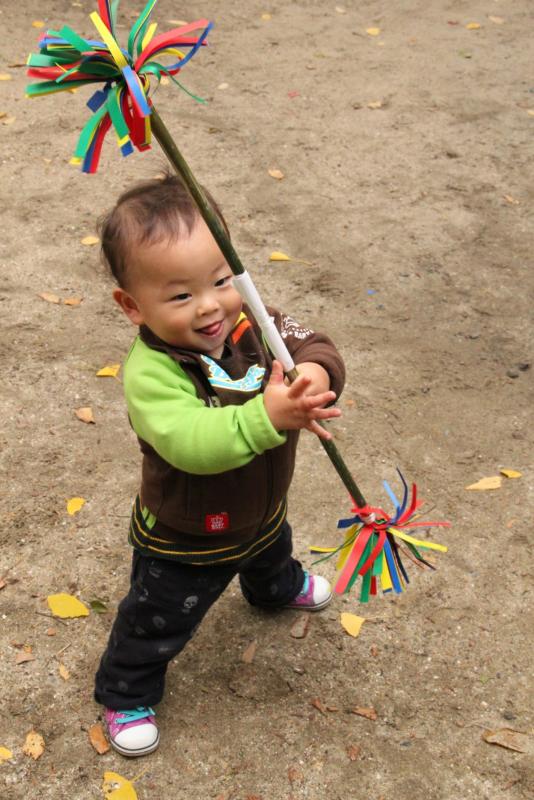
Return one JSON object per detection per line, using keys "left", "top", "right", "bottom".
{"left": 94, "top": 521, "right": 304, "bottom": 709}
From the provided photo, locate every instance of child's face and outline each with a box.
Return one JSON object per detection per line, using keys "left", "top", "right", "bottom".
{"left": 114, "top": 217, "right": 243, "bottom": 357}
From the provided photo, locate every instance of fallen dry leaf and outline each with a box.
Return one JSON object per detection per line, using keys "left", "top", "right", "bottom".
{"left": 0, "top": 579, "right": 6, "bottom": 591}
{"left": 16, "top": 651, "right": 35, "bottom": 665}
{"left": 466, "top": 22, "right": 481, "bottom": 30}
{"left": 311, "top": 698, "right": 328, "bottom": 715}
{"left": 527, "top": 110, "right": 534, "bottom": 118}
{"left": 370, "top": 644, "right": 379, "bottom": 656}
{"left": 500, "top": 468, "right": 521, "bottom": 479}
{"left": 32, "top": 20, "right": 46, "bottom": 28}
{"left": 0, "top": 114, "right": 15, "bottom": 125}
{"left": 351, "top": 706, "right": 378, "bottom": 721}
{"left": 0, "top": 747, "right": 13, "bottom": 763}
{"left": 335, "top": 6, "right": 347, "bottom": 14}
{"left": 366, "top": 27, "right": 380, "bottom": 36}
{"left": 268, "top": 168, "right": 284, "bottom": 180}
{"left": 347, "top": 744, "right": 361, "bottom": 761}
{"left": 167, "top": 19, "right": 189, "bottom": 26}
{"left": 67, "top": 497, "right": 86, "bottom": 515}
{"left": 59, "top": 663, "right": 70, "bottom": 681}
{"left": 482, "top": 728, "right": 533, "bottom": 754}
{"left": 75, "top": 407, "right": 95, "bottom": 424}
{"left": 340, "top": 612, "right": 366, "bottom": 638}
{"left": 241, "top": 640, "right": 257, "bottom": 664}
{"left": 261, "top": 13, "right": 272, "bottom": 21}
{"left": 46, "top": 628, "right": 56, "bottom": 636}
{"left": 23, "top": 730, "right": 45, "bottom": 760}
{"left": 504, "top": 195, "right": 520, "bottom": 205}
{"left": 0, "top": 74, "right": 12, "bottom": 81}
{"left": 290, "top": 613, "right": 310, "bottom": 639}
{"left": 89, "top": 723, "right": 110, "bottom": 755}
{"left": 47, "top": 593, "right": 90, "bottom": 619}
{"left": 81, "top": 235, "right": 99, "bottom": 246}
{"left": 465, "top": 476, "right": 502, "bottom": 491}
{"left": 103, "top": 770, "right": 138, "bottom": 800}
{"left": 38, "top": 292, "right": 61, "bottom": 304}
{"left": 288, "top": 766, "right": 304, "bottom": 784}
{"left": 96, "top": 364, "right": 121, "bottom": 378}
{"left": 218, "top": 82, "right": 229, "bottom": 90}
{"left": 63, "top": 296, "right": 83, "bottom": 306}
{"left": 367, "top": 100, "right": 383, "bottom": 109}
{"left": 488, "top": 16, "right": 505, "bottom": 25}
{"left": 269, "top": 251, "right": 291, "bottom": 262}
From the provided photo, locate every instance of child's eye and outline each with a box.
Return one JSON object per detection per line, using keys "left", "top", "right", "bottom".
{"left": 171, "top": 293, "right": 191, "bottom": 302}
{"left": 215, "top": 275, "right": 232, "bottom": 288}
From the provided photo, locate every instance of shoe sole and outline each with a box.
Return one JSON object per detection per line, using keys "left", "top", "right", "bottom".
{"left": 109, "top": 732, "right": 160, "bottom": 758}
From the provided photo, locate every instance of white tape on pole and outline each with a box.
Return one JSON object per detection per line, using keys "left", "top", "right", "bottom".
{"left": 233, "top": 272, "right": 296, "bottom": 372}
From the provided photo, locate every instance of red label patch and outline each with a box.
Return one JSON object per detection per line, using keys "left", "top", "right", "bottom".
{"left": 205, "top": 512, "right": 229, "bottom": 533}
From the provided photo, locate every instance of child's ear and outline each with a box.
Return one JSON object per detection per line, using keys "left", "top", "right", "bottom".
{"left": 113, "top": 288, "right": 144, "bottom": 326}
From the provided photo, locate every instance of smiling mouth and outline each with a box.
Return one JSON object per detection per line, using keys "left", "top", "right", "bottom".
{"left": 197, "top": 320, "right": 224, "bottom": 337}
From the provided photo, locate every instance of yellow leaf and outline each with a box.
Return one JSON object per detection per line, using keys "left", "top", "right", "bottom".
{"left": 22, "top": 731, "right": 45, "bottom": 760}
{"left": 81, "top": 235, "right": 100, "bottom": 246}
{"left": 527, "top": 110, "right": 534, "bottom": 118}
{"left": 32, "top": 20, "right": 46, "bottom": 28}
{"left": 63, "top": 296, "right": 83, "bottom": 306}
{"left": 465, "top": 476, "right": 502, "bottom": 491}
{"left": 366, "top": 27, "right": 381, "bottom": 36}
{"left": 367, "top": 100, "right": 383, "bottom": 109}
{"left": 103, "top": 771, "right": 138, "bottom": 800}
{"left": 167, "top": 19, "right": 188, "bottom": 26}
{"left": 38, "top": 292, "right": 61, "bottom": 304}
{"left": 488, "top": 16, "right": 505, "bottom": 25}
{"left": 504, "top": 194, "right": 520, "bottom": 204}
{"left": 59, "top": 663, "right": 70, "bottom": 681}
{"left": 269, "top": 251, "right": 291, "bottom": 262}
{"left": 0, "top": 746, "right": 13, "bottom": 762}
{"left": 47, "top": 593, "right": 90, "bottom": 618}
{"left": 340, "top": 612, "right": 366, "bottom": 637}
{"left": 0, "top": 74, "right": 12, "bottom": 81}
{"left": 96, "top": 364, "right": 120, "bottom": 378}
{"left": 75, "top": 407, "right": 95, "bottom": 424}
{"left": 268, "top": 168, "right": 285, "bottom": 180}
{"left": 67, "top": 497, "right": 86, "bottom": 515}
{"left": 500, "top": 468, "right": 522, "bottom": 479}
{"left": 261, "top": 13, "right": 272, "bottom": 21}
{"left": 466, "top": 22, "right": 481, "bottom": 30}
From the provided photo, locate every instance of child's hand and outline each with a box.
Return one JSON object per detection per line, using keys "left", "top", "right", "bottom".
{"left": 264, "top": 361, "right": 341, "bottom": 440}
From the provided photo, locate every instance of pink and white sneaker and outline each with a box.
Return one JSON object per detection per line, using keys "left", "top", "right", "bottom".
{"left": 105, "top": 706, "right": 159, "bottom": 757}
{"left": 286, "top": 571, "right": 333, "bottom": 611}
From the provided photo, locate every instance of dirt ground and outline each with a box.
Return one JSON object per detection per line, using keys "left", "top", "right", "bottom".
{"left": 1, "top": 0, "right": 533, "bottom": 798}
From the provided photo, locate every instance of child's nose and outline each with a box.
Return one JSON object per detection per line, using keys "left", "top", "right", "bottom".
{"left": 197, "top": 291, "right": 220, "bottom": 316}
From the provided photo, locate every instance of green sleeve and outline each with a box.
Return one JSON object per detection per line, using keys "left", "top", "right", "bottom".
{"left": 123, "top": 337, "right": 286, "bottom": 475}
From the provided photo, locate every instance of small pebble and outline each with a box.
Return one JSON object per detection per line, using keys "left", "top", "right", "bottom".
{"left": 506, "top": 369, "right": 519, "bottom": 378}
{"left": 502, "top": 709, "right": 517, "bottom": 720}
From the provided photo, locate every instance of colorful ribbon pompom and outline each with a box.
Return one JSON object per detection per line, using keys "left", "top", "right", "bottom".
{"left": 26, "top": 0, "right": 212, "bottom": 173}
{"left": 311, "top": 470, "right": 449, "bottom": 602}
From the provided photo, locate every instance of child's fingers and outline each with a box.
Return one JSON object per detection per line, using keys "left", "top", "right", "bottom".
{"left": 286, "top": 374, "right": 312, "bottom": 398}
{"left": 300, "top": 390, "right": 337, "bottom": 410}
{"left": 307, "top": 419, "right": 333, "bottom": 440}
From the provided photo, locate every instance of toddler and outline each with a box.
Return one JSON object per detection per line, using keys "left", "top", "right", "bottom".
{"left": 94, "top": 174, "right": 345, "bottom": 756}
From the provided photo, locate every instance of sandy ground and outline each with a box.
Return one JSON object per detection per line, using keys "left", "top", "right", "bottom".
{"left": 1, "top": 0, "right": 533, "bottom": 798}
